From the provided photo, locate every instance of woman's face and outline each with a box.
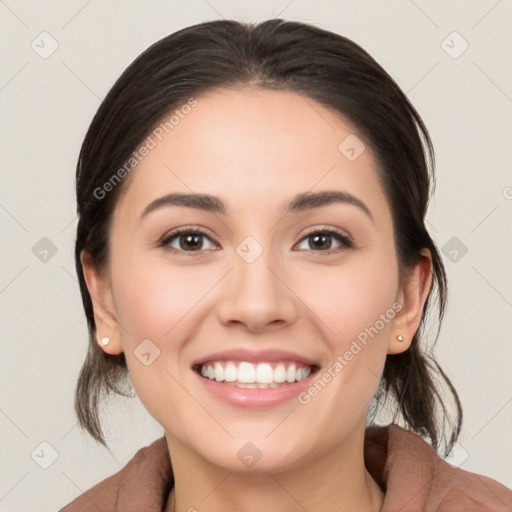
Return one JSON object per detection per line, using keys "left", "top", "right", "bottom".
{"left": 84, "top": 87, "right": 430, "bottom": 472}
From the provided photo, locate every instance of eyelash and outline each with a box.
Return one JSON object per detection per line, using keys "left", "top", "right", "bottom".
{"left": 159, "top": 225, "right": 354, "bottom": 257}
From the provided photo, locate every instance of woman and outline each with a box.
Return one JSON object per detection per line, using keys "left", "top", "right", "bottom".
{"left": 60, "top": 18, "right": 511, "bottom": 512}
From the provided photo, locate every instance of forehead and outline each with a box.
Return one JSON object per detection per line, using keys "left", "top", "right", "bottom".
{"left": 114, "top": 87, "right": 389, "bottom": 220}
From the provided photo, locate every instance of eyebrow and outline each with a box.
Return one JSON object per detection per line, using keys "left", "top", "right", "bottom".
{"left": 140, "top": 190, "right": 373, "bottom": 222}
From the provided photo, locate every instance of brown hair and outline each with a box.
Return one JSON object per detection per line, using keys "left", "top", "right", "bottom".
{"left": 74, "top": 18, "right": 462, "bottom": 455}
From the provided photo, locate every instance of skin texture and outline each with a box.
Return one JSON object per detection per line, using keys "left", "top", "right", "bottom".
{"left": 81, "top": 87, "right": 432, "bottom": 512}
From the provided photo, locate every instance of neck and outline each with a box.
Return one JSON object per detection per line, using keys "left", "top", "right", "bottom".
{"left": 164, "top": 421, "right": 384, "bottom": 512}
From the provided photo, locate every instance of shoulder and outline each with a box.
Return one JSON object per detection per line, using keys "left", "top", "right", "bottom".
{"left": 365, "top": 424, "right": 512, "bottom": 512}
{"left": 58, "top": 436, "right": 173, "bottom": 512}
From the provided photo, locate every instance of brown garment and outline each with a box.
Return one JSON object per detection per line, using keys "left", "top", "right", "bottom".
{"left": 59, "top": 424, "right": 512, "bottom": 512}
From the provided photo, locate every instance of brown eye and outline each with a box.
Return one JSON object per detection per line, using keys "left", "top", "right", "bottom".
{"left": 295, "top": 229, "right": 353, "bottom": 254}
{"left": 161, "top": 227, "right": 217, "bottom": 254}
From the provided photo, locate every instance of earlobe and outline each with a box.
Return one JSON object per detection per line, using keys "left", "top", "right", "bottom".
{"left": 388, "top": 248, "right": 433, "bottom": 355}
{"left": 80, "top": 250, "right": 123, "bottom": 355}
{"left": 387, "top": 333, "right": 407, "bottom": 355}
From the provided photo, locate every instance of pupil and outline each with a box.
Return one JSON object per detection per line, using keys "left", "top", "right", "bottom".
{"left": 182, "top": 234, "right": 201, "bottom": 250}
{"left": 311, "top": 234, "right": 330, "bottom": 249}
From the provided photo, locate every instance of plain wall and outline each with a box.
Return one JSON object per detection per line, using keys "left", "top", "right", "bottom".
{"left": 0, "top": 1, "right": 511, "bottom": 510}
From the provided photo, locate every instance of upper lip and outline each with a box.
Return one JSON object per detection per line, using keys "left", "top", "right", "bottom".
{"left": 192, "top": 349, "right": 320, "bottom": 367}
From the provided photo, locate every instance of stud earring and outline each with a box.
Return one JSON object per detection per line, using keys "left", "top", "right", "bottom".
{"left": 101, "top": 337, "right": 110, "bottom": 346}
{"left": 396, "top": 335, "right": 404, "bottom": 342}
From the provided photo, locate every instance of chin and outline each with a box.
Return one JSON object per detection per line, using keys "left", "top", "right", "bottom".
{"left": 208, "top": 446, "right": 305, "bottom": 474}
{"left": 188, "top": 432, "right": 311, "bottom": 475}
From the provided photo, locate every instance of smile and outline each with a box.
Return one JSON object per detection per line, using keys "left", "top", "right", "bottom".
{"left": 195, "top": 361, "right": 316, "bottom": 389}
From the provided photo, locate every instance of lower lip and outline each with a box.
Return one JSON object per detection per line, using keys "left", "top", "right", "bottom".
{"left": 194, "top": 369, "right": 317, "bottom": 408}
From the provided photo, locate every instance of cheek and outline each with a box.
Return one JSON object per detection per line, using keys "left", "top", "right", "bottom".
{"left": 110, "top": 248, "right": 204, "bottom": 345}
{"left": 107, "top": 244, "right": 239, "bottom": 419}
{"left": 294, "top": 250, "right": 399, "bottom": 344}
{"left": 292, "top": 249, "right": 398, "bottom": 410}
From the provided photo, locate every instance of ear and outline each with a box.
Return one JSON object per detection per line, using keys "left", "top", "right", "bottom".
{"left": 388, "top": 248, "right": 433, "bottom": 355}
{"left": 80, "top": 250, "right": 123, "bottom": 355}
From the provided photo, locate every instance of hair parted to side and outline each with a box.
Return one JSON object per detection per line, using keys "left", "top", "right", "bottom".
{"left": 74, "top": 18, "right": 462, "bottom": 455}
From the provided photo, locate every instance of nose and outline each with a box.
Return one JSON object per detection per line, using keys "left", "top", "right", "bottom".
{"left": 216, "top": 248, "right": 298, "bottom": 332}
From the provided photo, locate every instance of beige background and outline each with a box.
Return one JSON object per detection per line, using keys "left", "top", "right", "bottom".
{"left": 1, "top": 1, "right": 511, "bottom": 510}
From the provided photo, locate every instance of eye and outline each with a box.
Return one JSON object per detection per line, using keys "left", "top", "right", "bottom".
{"left": 159, "top": 225, "right": 354, "bottom": 256}
{"left": 160, "top": 227, "right": 217, "bottom": 255}
{"left": 295, "top": 227, "right": 353, "bottom": 254}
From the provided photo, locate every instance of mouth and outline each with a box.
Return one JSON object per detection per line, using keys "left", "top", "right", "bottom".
{"left": 191, "top": 349, "right": 321, "bottom": 408}
{"left": 192, "top": 360, "right": 320, "bottom": 389}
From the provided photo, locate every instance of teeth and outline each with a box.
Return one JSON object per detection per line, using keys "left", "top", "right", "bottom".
{"left": 286, "top": 363, "right": 296, "bottom": 383}
{"left": 224, "top": 362, "right": 237, "bottom": 382}
{"left": 273, "top": 363, "right": 287, "bottom": 383}
{"left": 214, "top": 362, "right": 224, "bottom": 382}
{"left": 198, "top": 361, "right": 313, "bottom": 386}
{"left": 256, "top": 363, "right": 273, "bottom": 383}
{"left": 238, "top": 362, "right": 256, "bottom": 383}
